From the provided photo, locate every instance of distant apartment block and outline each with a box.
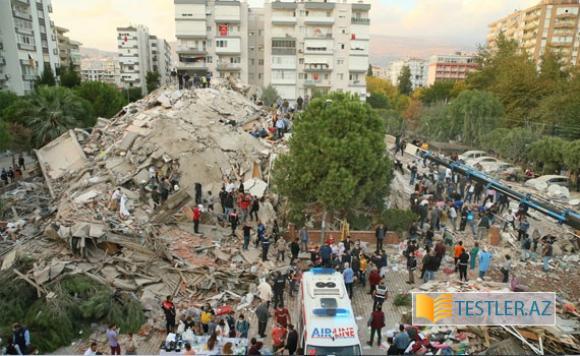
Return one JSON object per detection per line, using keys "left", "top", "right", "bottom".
{"left": 263, "top": 0, "right": 370, "bottom": 101}
{"left": 0, "top": 0, "right": 60, "bottom": 95}
{"left": 387, "top": 58, "right": 428, "bottom": 89}
{"left": 174, "top": 0, "right": 249, "bottom": 83}
{"left": 426, "top": 52, "right": 478, "bottom": 86}
{"left": 247, "top": 8, "right": 265, "bottom": 89}
{"left": 370, "top": 65, "right": 388, "bottom": 79}
{"left": 487, "top": 0, "right": 580, "bottom": 67}
{"left": 56, "top": 26, "right": 81, "bottom": 73}
{"left": 81, "top": 58, "right": 121, "bottom": 87}
{"left": 116, "top": 25, "right": 172, "bottom": 94}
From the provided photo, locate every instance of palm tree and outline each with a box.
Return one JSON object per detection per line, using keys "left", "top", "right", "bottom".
{"left": 22, "top": 86, "right": 91, "bottom": 146}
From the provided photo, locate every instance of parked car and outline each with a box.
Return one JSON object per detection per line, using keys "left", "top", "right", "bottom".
{"left": 458, "top": 150, "right": 488, "bottom": 162}
{"left": 524, "top": 175, "right": 569, "bottom": 190}
{"left": 466, "top": 156, "right": 501, "bottom": 168}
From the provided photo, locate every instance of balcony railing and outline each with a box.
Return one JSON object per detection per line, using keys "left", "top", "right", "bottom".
{"left": 16, "top": 26, "right": 34, "bottom": 36}
{"left": 304, "top": 79, "right": 330, "bottom": 87}
{"left": 15, "top": 0, "right": 30, "bottom": 5}
{"left": 17, "top": 43, "right": 36, "bottom": 51}
{"left": 351, "top": 17, "right": 370, "bottom": 25}
{"left": 13, "top": 9, "right": 32, "bottom": 20}
{"left": 272, "top": 16, "right": 297, "bottom": 24}
{"left": 22, "top": 73, "right": 37, "bottom": 81}
{"left": 177, "top": 61, "right": 208, "bottom": 69}
{"left": 304, "top": 17, "right": 334, "bottom": 25}
{"left": 272, "top": 48, "right": 296, "bottom": 55}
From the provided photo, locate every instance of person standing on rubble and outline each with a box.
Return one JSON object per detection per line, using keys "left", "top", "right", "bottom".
{"left": 256, "top": 221, "right": 266, "bottom": 248}
{"left": 478, "top": 248, "right": 492, "bottom": 279}
{"left": 159, "top": 177, "right": 170, "bottom": 205}
{"left": 290, "top": 238, "right": 300, "bottom": 261}
{"left": 521, "top": 234, "right": 531, "bottom": 262}
{"left": 405, "top": 240, "right": 418, "bottom": 284}
{"left": 242, "top": 222, "right": 252, "bottom": 250}
{"left": 500, "top": 254, "right": 512, "bottom": 283}
{"left": 219, "top": 187, "right": 228, "bottom": 215}
{"left": 275, "top": 236, "right": 287, "bottom": 262}
{"left": 249, "top": 196, "right": 260, "bottom": 221}
{"left": 106, "top": 324, "right": 121, "bottom": 355}
{"left": 1, "top": 168, "right": 8, "bottom": 185}
{"left": 162, "top": 295, "right": 177, "bottom": 334}
{"left": 255, "top": 302, "right": 270, "bottom": 338}
{"left": 453, "top": 241, "right": 465, "bottom": 272}
{"left": 261, "top": 233, "right": 271, "bottom": 261}
{"left": 235, "top": 314, "right": 250, "bottom": 338}
{"left": 470, "top": 242, "right": 479, "bottom": 271}
{"left": 273, "top": 271, "right": 286, "bottom": 307}
{"left": 457, "top": 248, "right": 470, "bottom": 282}
{"left": 192, "top": 204, "right": 201, "bottom": 234}
{"left": 228, "top": 209, "right": 239, "bottom": 236}
{"left": 299, "top": 226, "right": 309, "bottom": 252}
{"left": 258, "top": 278, "right": 273, "bottom": 308}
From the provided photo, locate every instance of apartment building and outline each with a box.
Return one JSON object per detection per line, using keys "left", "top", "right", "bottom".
{"left": 0, "top": 0, "right": 60, "bottom": 95}
{"left": 116, "top": 25, "right": 172, "bottom": 94}
{"left": 387, "top": 58, "right": 428, "bottom": 89}
{"left": 174, "top": 0, "right": 249, "bottom": 83}
{"left": 488, "top": 0, "right": 580, "bottom": 67}
{"left": 247, "top": 8, "right": 265, "bottom": 88}
{"left": 149, "top": 36, "right": 173, "bottom": 86}
{"left": 426, "top": 52, "right": 478, "bottom": 86}
{"left": 263, "top": 0, "right": 370, "bottom": 101}
{"left": 370, "top": 65, "right": 388, "bottom": 79}
{"left": 56, "top": 26, "right": 81, "bottom": 73}
{"left": 80, "top": 57, "right": 121, "bottom": 86}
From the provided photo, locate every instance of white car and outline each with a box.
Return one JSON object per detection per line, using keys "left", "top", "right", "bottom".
{"left": 525, "top": 175, "right": 569, "bottom": 189}
{"left": 458, "top": 150, "right": 488, "bottom": 162}
{"left": 466, "top": 156, "right": 501, "bottom": 168}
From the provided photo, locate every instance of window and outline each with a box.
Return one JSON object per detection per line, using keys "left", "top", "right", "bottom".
{"left": 299, "top": 58, "right": 304, "bottom": 64}
{"left": 216, "top": 40, "right": 227, "bottom": 48}
{"left": 207, "top": 26, "right": 212, "bottom": 31}
{"left": 258, "top": 73, "right": 262, "bottom": 79}
{"left": 299, "top": 73, "right": 304, "bottom": 79}
{"left": 207, "top": 56, "right": 213, "bottom": 63}
{"left": 250, "top": 31, "right": 255, "bottom": 36}
{"left": 259, "top": 59, "right": 264, "bottom": 65}
{"left": 250, "top": 59, "right": 255, "bottom": 65}
{"left": 341, "top": 44, "right": 345, "bottom": 49}
{"left": 182, "top": 13, "right": 193, "bottom": 17}
{"left": 338, "top": 73, "right": 344, "bottom": 80}
{"left": 337, "top": 59, "right": 344, "bottom": 65}
{"left": 326, "top": 11, "right": 331, "bottom": 17}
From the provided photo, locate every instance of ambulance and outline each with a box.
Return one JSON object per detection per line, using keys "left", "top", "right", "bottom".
{"left": 298, "top": 268, "right": 362, "bottom": 355}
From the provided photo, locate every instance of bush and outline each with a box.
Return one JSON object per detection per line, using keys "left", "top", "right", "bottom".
{"left": 381, "top": 209, "right": 417, "bottom": 233}
{"left": 393, "top": 293, "right": 412, "bottom": 307}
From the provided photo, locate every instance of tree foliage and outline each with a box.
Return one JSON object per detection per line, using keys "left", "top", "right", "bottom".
{"left": 398, "top": 65, "right": 413, "bottom": 96}
{"left": 146, "top": 71, "right": 161, "bottom": 93}
{"left": 367, "top": 64, "right": 373, "bottom": 77}
{"left": 36, "top": 66, "right": 56, "bottom": 87}
{"left": 261, "top": 85, "right": 279, "bottom": 107}
{"left": 528, "top": 136, "right": 567, "bottom": 174}
{"left": 447, "top": 90, "right": 503, "bottom": 144}
{"left": 273, "top": 92, "right": 393, "bottom": 221}
{"left": 366, "top": 92, "right": 390, "bottom": 109}
{"left": 0, "top": 120, "right": 11, "bottom": 151}
{"left": 418, "top": 81, "right": 461, "bottom": 105}
{"left": 19, "top": 86, "right": 93, "bottom": 147}
{"left": 75, "top": 81, "right": 127, "bottom": 119}
{"left": 376, "top": 109, "right": 405, "bottom": 136}
{"left": 366, "top": 76, "right": 409, "bottom": 112}
{"left": 480, "top": 127, "right": 541, "bottom": 164}
{"left": 59, "top": 63, "right": 81, "bottom": 88}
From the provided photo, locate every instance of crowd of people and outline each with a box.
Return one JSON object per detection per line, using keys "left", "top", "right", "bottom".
{"left": 0, "top": 155, "right": 26, "bottom": 186}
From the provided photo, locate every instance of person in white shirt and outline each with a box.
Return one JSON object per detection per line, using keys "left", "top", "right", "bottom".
{"left": 83, "top": 342, "right": 98, "bottom": 356}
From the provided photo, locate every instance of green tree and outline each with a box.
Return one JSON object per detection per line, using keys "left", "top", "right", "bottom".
{"left": 273, "top": 92, "right": 393, "bottom": 225}
{"left": 564, "top": 140, "right": 580, "bottom": 192}
{"left": 366, "top": 92, "right": 390, "bottom": 109}
{"left": 36, "top": 66, "right": 56, "bottom": 87}
{"left": 375, "top": 108, "right": 405, "bottom": 136}
{"left": 0, "top": 120, "right": 11, "bottom": 151}
{"left": 260, "top": 85, "right": 279, "bottom": 107}
{"left": 447, "top": 90, "right": 504, "bottom": 144}
{"left": 0, "top": 91, "right": 19, "bottom": 117}
{"left": 20, "top": 86, "right": 93, "bottom": 147}
{"left": 480, "top": 127, "right": 541, "bottom": 163}
{"left": 146, "top": 71, "right": 161, "bottom": 93}
{"left": 75, "top": 81, "right": 127, "bottom": 119}
{"left": 419, "top": 81, "right": 456, "bottom": 105}
{"left": 59, "top": 63, "right": 81, "bottom": 88}
{"left": 126, "top": 87, "right": 143, "bottom": 102}
{"left": 528, "top": 136, "right": 566, "bottom": 174}
{"left": 367, "top": 64, "right": 373, "bottom": 77}
{"left": 398, "top": 65, "right": 413, "bottom": 96}
{"left": 417, "top": 102, "right": 453, "bottom": 141}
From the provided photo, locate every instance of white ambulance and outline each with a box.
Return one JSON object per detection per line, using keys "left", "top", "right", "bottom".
{"left": 298, "top": 268, "right": 362, "bottom": 355}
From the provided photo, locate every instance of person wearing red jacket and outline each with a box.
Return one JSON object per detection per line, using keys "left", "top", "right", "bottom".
{"left": 192, "top": 205, "right": 201, "bottom": 234}
{"left": 368, "top": 306, "right": 386, "bottom": 347}
{"left": 368, "top": 267, "right": 382, "bottom": 294}
{"left": 161, "top": 295, "right": 176, "bottom": 334}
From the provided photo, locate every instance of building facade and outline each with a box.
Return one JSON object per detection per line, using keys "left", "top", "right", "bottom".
{"left": 263, "top": 0, "right": 370, "bottom": 101}
{"left": 247, "top": 8, "right": 265, "bottom": 89}
{"left": 426, "top": 52, "right": 478, "bottom": 86}
{"left": 174, "top": 0, "right": 249, "bottom": 83}
{"left": 80, "top": 57, "right": 121, "bottom": 86}
{"left": 487, "top": 0, "right": 580, "bottom": 67}
{"left": 117, "top": 25, "right": 172, "bottom": 94}
{"left": 370, "top": 65, "right": 388, "bottom": 79}
{"left": 0, "top": 0, "right": 60, "bottom": 95}
{"left": 387, "top": 58, "right": 428, "bottom": 89}
{"left": 56, "top": 26, "right": 81, "bottom": 73}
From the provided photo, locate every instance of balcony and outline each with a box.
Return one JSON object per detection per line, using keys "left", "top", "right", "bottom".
{"left": 17, "top": 43, "right": 36, "bottom": 51}
{"left": 304, "top": 17, "right": 334, "bottom": 26}
{"left": 22, "top": 73, "right": 37, "bottom": 81}
{"left": 351, "top": 17, "right": 370, "bottom": 25}
{"left": 272, "top": 48, "right": 296, "bottom": 55}
{"left": 272, "top": 16, "right": 297, "bottom": 25}
{"left": 0, "top": 57, "right": 5, "bottom": 65}
{"left": 217, "top": 63, "right": 241, "bottom": 71}
{"left": 15, "top": 0, "right": 30, "bottom": 5}
{"left": 554, "top": 21, "right": 576, "bottom": 29}
{"left": 13, "top": 9, "right": 32, "bottom": 20}
{"left": 16, "top": 26, "right": 34, "bottom": 36}
{"left": 305, "top": 33, "right": 332, "bottom": 39}
{"left": 177, "top": 61, "right": 208, "bottom": 70}
{"left": 304, "top": 79, "right": 331, "bottom": 87}
{"left": 349, "top": 80, "right": 365, "bottom": 87}
{"left": 304, "top": 65, "right": 332, "bottom": 72}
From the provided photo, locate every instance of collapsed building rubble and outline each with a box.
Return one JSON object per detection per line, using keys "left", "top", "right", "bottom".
{"left": 0, "top": 81, "right": 293, "bottom": 351}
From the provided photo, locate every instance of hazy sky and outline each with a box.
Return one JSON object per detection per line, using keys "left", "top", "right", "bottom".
{"left": 51, "top": 0, "right": 539, "bottom": 52}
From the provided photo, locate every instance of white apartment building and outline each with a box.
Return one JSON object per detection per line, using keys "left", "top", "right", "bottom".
{"left": 117, "top": 25, "right": 172, "bottom": 94}
{"left": 248, "top": 8, "right": 265, "bottom": 89}
{"left": 174, "top": 0, "right": 249, "bottom": 83}
{"left": 149, "top": 36, "right": 173, "bottom": 86}
{"left": 387, "top": 58, "right": 428, "bottom": 89}
{"left": 0, "top": 0, "right": 60, "bottom": 95}
{"left": 263, "top": 0, "right": 370, "bottom": 101}
{"left": 80, "top": 57, "right": 121, "bottom": 87}
{"left": 56, "top": 26, "right": 81, "bottom": 73}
